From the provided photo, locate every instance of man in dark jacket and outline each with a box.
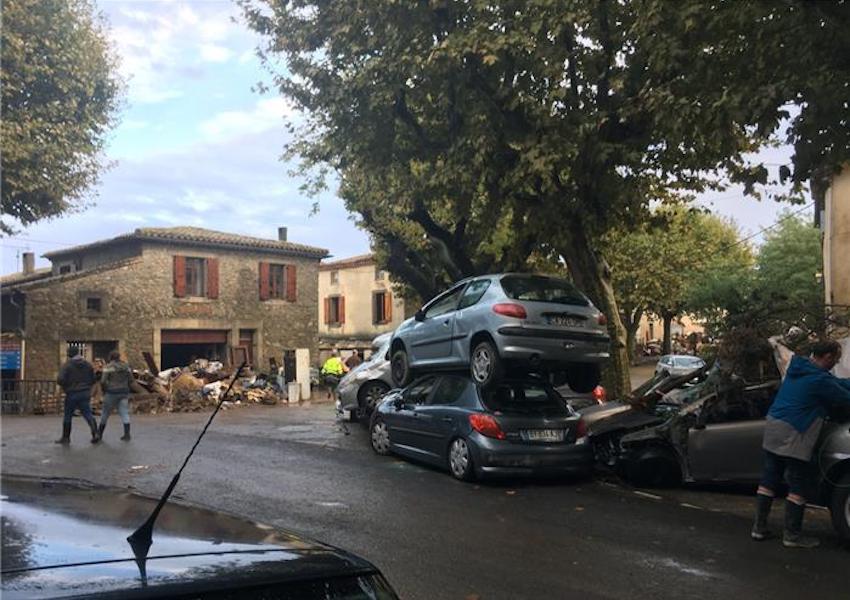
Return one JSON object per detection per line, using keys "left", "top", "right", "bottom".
{"left": 55, "top": 347, "right": 100, "bottom": 444}
{"left": 98, "top": 350, "right": 133, "bottom": 441}
{"left": 752, "top": 339, "right": 850, "bottom": 548}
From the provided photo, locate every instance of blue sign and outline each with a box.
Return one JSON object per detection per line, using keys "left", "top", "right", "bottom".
{"left": 1, "top": 350, "right": 21, "bottom": 370}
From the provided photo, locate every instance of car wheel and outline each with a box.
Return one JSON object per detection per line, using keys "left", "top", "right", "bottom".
{"left": 565, "top": 364, "right": 601, "bottom": 394}
{"left": 357, "top": 381, "right": 390, "bottom": 422}
{"left": 448, "top": 437, "right": 476, "bottom": 481}
{"left": 627, "top": 446, "right": 682, "bottom": 488}
{"left": 829, "top": 471, "right": 850, "bottom": 541}
{"left": 470, "top": 340, "right": 502, "bottom": 388}
{"left": 391, "top": 348, "right": 414, "bottom": 387}
{"left": 370, "top": 419, "right": 391, "bottom": 456}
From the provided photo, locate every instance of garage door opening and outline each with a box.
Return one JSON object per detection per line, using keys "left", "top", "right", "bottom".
{"left": 160, "top": 329, "right": 228, "bottom": 370}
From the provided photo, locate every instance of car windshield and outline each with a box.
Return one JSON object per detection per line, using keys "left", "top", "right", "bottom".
{"left": 676, "top": 357, "right": 704, "bottom": 367}
{"left": 480, "top": 381, "right": 570, "bottom": 416}
{"left": 371, "top": 339, "right": 391, "bottom": 363}
{"left": 500, "top": 276, "right": 588, "bottom": 306}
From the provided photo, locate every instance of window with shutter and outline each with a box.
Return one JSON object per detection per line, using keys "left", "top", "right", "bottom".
{"left": 173, "top": 256, "right": 186, "bottom": 297}
{"left": 286, "top": 265, "right": 297, "bottom": 301}
{"left": 206, "top": 258, "right": 219, "bottom": 299}
{"left": 326, "top": 296, "right": 343, "bottom": 326}
{"left": 259, "top": 262, "right": 271, "bottom": 300}
{"left": 373, "top": 291, "right": 392, "bottom": 324}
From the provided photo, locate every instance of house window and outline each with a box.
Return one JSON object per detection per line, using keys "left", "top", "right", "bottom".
{"left": 269, "top": 264, "right": 286, "bottom": 299}
{"left": 86, "top": 297, "right": 102, "bottom": 313}
{"left": 324, "top": 296, "right": 345, "bottom": 326}
{"left": 375, "top": 268, "right": 386, "bottom": 281}
{"left": 330, "top": 270, "right": 339, "bottom": 285}
{"left": 259, "top": 263, "right": 296, "bottom": 301}
{"left": 185, "top": 257, "right": 207, "bottom": 297}
{"left": 59, "top": 265, "right": 72, "bottom": 275}
{"left": 373, "top": 291, "right": 392, "bottom": 325}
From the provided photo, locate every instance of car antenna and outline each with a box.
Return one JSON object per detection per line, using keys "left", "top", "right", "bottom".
{"left": 127, "top": 362, "right": 247, "bottom": 585}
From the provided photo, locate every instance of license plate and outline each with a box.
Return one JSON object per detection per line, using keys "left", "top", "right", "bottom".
{"left": 548, "top": 315, "right": 583, "bottom": 327}
{"left": 523, "top": 429, "right": 565, "bottom": 442}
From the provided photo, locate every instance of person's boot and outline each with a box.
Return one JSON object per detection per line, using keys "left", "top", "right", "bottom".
{"left": 121, "top": 423, "right": 131, "bottom": 441}
{"left": 97, "top": 422, "right": 106, "bottom": 442}
{"left": 54, "top": 422, "right": 71, "bottom": 444}
{"left": 751, "top": 494, "right": 774, "bottom": 541}
{"left": 783, "top": 500, "right": 820, "bottom": 548}
{"left": 87, "top": 418, "right": 101, "bottom": 444}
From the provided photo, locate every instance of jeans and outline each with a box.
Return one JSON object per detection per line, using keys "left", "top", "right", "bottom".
{"left": 63, "top": 390, "right": 94, "bottom": 425}
{"left": 759, "top": 450, "right": 813, "bottom": 500}
{"left": 101, "top": 392, "right": 130, "bottom": 426}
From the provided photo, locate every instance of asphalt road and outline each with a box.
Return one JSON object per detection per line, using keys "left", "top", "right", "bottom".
{"left": 2, "top": 402, "right": 847, "bottom": 600}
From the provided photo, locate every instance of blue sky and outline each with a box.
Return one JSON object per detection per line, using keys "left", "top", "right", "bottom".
{"left": 0, "top": 0, "right": 807, "bottom": 275}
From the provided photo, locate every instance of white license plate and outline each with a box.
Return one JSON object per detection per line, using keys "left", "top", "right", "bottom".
{"left": 524, "top": 429, "right": 565, "bottom": 442}
{"left": 548, "top": 315, "right": 583, "bottom": 327}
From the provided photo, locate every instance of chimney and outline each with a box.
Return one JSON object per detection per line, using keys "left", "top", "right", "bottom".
{"left": 277, "top": 227, "right": 287, "bottom": 242}
{"left": 22, "top": 252, "right": 35, "bottom": 275}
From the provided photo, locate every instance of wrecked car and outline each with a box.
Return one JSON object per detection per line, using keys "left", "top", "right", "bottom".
{"left": 583, "top": 359, "right": 850, "bottom": 541}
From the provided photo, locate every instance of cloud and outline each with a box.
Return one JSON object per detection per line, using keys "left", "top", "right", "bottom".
{"left": 200, "top": 44, "right": 233, "bottom": 63}
{"left": 199, "top": 97, "right": 298, "bottom": 140}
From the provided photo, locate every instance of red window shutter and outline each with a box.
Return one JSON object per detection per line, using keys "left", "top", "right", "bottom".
{"left": 339, "top": 296, "right": 345, "bottom": 324}
{"left": 385, "top": 291, "right": 392, "bottom": 322}
{"left": 324, "top": 297, "right": 330, "bottom": 324}
{"left": 285, "top": 264, "right": 297, "bottom": 302}
{"left": 258, "top": 262, "right": 270, "bottom": 300}
{"left": 173, "top": 256, "right": 186, "bottom": 298}
{"left": 206, "top": 258, "right": 219, "bottom": 299}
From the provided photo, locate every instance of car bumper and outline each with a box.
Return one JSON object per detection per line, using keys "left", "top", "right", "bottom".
{"left": 336, "top": 381, "right": 360, "bottom": 411}
{"left": 469, "top": 432, "right": 595, "bottom": 477}
{"left": 495, "top": 326, "right": 610, "bottom": 365}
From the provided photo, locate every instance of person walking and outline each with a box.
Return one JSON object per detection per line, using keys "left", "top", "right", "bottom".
{"left": 345, "top": 350, "right": 363, "bottom": 370}
{"left": 98, "top": 350, "right": 133, "bottom": 441}
{"left": 55, "top": 347, "right": 100, "bottom": 444}
{"left": 752, "top": 339, "right": 850, "bottom": 548}
{"left": 320, "top": 349, "right": 349, "bottom": 399}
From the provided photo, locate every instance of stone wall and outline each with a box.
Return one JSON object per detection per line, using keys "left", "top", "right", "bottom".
{"left": 22, "top": 242, "right": 320, "bottom": 381}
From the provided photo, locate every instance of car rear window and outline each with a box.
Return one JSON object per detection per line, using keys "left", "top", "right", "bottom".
{"left": 500, "top": 275, "right": 588, "bottom": 306}
{"left": 676, "top": 357, "right": 703, "bottom": 367}
{"left": 479, "top": 381, "right": 569, "bottom": 416}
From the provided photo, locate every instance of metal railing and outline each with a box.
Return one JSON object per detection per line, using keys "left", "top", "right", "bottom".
{"left": 1, "top": 380, "right": 63, "bottom": 415}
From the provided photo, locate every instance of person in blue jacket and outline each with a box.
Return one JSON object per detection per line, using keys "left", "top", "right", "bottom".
{"left": 752, "top": 339, "right": 850, "bottom": 548}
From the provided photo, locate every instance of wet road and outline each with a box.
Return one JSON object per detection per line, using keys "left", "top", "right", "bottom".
{"left": 2, "top": 403, "right": 847, "bottom": 600}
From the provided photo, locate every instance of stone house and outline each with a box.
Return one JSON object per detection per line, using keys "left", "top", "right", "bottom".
{"left": 317, "top": 254, "right": 408, "bottom": 362}
{"left": 0, "top": 227, "right": 327, "bottom": 389}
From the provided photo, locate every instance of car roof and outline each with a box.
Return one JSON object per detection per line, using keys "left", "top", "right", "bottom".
{"left": 1, "top": 476, "right": 379, "bottom": 598}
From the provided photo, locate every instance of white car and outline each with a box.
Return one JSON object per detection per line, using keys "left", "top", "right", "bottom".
{"left": 655, "top": 355, "right": 706, "bottom": 378}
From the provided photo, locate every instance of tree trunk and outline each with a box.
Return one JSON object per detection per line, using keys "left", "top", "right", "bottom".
{"left": 623, "top": 307, "right": 643, "bottom": 366}
{"left": 662, "top": 311, "right": 674, "bottom": 355}
{"left": 559, "top": 221, "right": 631, "bottom": 398}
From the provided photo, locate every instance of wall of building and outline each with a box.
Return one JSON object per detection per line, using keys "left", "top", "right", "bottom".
{"left": 50, "top": 240, "right": 143, "bottom": 276}
{"left": 21, "top": 243, "right": 320, "bottom": 380}
{"left": 318, "top": 262, "right": 405, "bottom": 341}
{"left": 825, "top": 167, "right": 850, "bottom": 310}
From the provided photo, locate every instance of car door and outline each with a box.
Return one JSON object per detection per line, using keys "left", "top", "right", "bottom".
{"left": 687, "top": 382, "right": 776, "bottom": 482}
{"left": 387, "top": 376, "right": 438, "bottom": 458}
{"left": 407, "top": 283, "right": 468, "bottom": 364}
{"left": 407, "top": 375, "right": 472, "bottom": 461}
{"left": 451, "top": 279, "right": 493, "bottom": 361}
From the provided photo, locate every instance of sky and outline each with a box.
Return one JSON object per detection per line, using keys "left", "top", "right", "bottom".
{"left": 0, "top": 0, "right": 810, "bottom": 275}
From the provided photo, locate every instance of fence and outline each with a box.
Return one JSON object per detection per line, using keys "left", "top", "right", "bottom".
{"left": 1, "top": 380, "right": 63, "bottom": 415}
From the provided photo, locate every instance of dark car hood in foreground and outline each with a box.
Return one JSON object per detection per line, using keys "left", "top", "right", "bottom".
{"left": 1, "top": 476, "right": 378, "bottom": 599}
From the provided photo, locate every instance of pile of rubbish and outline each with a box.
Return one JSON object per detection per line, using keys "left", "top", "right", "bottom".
{"left": 101, "top": 358, "right": 291, "bottom": 414}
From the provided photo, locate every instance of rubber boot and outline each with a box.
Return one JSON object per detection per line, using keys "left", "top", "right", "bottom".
{"left": 97, "top": 422, "right": 106, "bottom": 442}
{"left": 54, "top": 422, "right": 71, "bottom": 444}
{"left": 751, "top": 494, "right": 774, "bottom": 541}
{"left": 782, "top": 500, "right": 819, "bottom": 548}
{"left": 121, "top": 423, "right": 131, "bottom": 441}
{"left": 87, "top": 417, "right": 101, "bottom": 444}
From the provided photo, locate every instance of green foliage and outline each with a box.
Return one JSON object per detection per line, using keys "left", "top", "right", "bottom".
{"left": 1, "top": 0, "right": 124, "bottom": 234}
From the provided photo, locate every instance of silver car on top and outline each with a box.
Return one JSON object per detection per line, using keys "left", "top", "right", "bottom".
{"left": 389, "top": 274, "right": 610, "bottom": 392}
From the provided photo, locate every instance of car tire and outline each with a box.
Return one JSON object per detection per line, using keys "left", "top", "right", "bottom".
{"left": 390, "top": 348, "right": 414, "bottom": 387}
{"left": 448, "top": 437, "right": 476, "bottom": 481}
{"left": 627, "top": 446, "right": 682, "bottom": 488}
{"left": 829, "top": 471, "right": 850, "bottom": 542}
{"left": 470, "top": 339, "right": 502, "bottom": 388}
{"left": 357, "top": 381, "right": 390, "bottom": 422}
{"left": 370, "top": 418, "right": 392, "bottom": 456}
{"left": 565, "top": 364, "right": 601, "bottom": 394}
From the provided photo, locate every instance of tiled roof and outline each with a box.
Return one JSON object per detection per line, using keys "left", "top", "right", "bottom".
{"left": 319, "top": 253, "right": 375, "bottom": 271}
{"left": 0, "top": 267, "right": 52, "bottom": 287}
{"left": 44, "top": 227, "right": 329, "bottom": 259}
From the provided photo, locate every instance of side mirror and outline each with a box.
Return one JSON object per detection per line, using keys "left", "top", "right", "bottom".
{"left": 414, "top": 310, "right": 425, "bottom": 322}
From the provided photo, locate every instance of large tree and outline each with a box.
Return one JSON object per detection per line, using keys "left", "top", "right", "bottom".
{"left": 241, "top": 0, "right": 847, "bottom": 396}
{"left": 1, "top": 0, "right": 123, "bottom": 234}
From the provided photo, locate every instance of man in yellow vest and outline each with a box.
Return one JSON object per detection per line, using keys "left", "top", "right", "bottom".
{"left": 320, "top": 349, "right": 349, "bottom": 399}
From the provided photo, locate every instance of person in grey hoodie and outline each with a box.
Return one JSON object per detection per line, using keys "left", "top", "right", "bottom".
{"left": 98, "top": 350, "right": 133, "bottom": 441}
{"left": 56, "top": 347, "right": 100, "bottom": 444}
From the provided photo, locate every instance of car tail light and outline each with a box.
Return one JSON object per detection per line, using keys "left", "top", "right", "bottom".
{"left": 469, "top": 413, "right": 506, "bottom": 440}
{"left": 597, "top": 313, "right": 607, "bottom": 326}
{"left": 492, "top": 303, "right": 527, "bottom": 319}
{"left": 592, "top": 385, "right": 606, "bottom": 404}
{"left": 575, "top": 419, "right": 588, "bottom": 439}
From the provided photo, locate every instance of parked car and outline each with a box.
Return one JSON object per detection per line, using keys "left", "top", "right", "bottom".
{"left": 337, "top": 334, "right": 393, "bottom": 420}
{"left": 389, "top": 273, "right": 610, "bottom": 392}
{"left": 1, "top": 475, "right": 400, "bottom": 599}
{"left": 369, "top": 373, "right": 593, "bottom": 481}
{"left": 655, "top": 354, "right": 706, "bottom": 377}
{"left": 583, "top": 362, "right": 850, "bottom": 542}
